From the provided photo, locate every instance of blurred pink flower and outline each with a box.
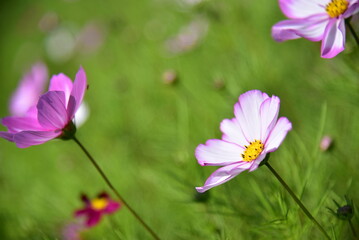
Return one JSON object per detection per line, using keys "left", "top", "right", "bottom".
{"left": 9, "top": 63, "right": 89, "bottom": 128}
{"left": 10, "top": 62, "right": 48, "bottom": 116}
{"left": 75, "top": 192, "right": 121, "bottom": 228}
{"left": 0, "top": 67, "right": 87, "bottom": 148}
{"left": 38, "top": 12, "right": 59, "bottom": 33}
{"left": 165, "top": 18, "right": 208, "bottom": 55}
{"left": 75, "top": 22, "right": 106, "bottom": 54}
{"left": 62, "top": 220, "right": 85, "bottom": 240}
{"left": 272, "top": 0, "right": 359, "bottom": 58}
{"left": 320, "top": 135, "right": 333, "bottom": 151}
{"left": 195, "top": 90, "right": 292, "bottom": 193}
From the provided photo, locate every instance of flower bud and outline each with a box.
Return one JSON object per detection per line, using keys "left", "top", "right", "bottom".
{"left": 162, "top": 69, "right": 178, "bottom": 85}
{"left": 328, "top": 196, "right": 354, "bottom": 220}
{"left": 320, "top": 135, "right": 333, "bottom": 151}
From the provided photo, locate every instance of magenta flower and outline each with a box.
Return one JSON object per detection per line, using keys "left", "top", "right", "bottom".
{"left": 272, "top": 0, "right": 359, "bottom": 58}
{"left": 195, "top": 90, "right": 292, "bottom": 193}
{"left": 75, "top": 192, "right": 121, "bottom": 228}
{"left": 10, "top": 62, "right": 48, "bottom": 116}
{"left": 0, "top": 67, "right": 87, "bottom": 148}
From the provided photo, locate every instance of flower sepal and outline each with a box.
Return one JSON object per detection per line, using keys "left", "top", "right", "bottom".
{"left": 259, "top": 153, "right": 271, "bottom": 167}
{"left": 59, "top": 121, "right": 77, "bottom": 140}
{"left": 193, "top": 190, "right": 210, "bottom": 203}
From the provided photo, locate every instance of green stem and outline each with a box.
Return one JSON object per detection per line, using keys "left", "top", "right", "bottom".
{"left": 72, "top": 136, "right": 161, "bottom": 240}
{"left": 349, "top": 219, "right": 357, "bottom": 238}
{"left": 346, "top": 19, "right": 359, "bottom": 47}
{"left": 265, "top": 162, "right": 331, "bottom": 240}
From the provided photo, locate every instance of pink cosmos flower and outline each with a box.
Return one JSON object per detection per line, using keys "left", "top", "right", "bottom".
{"left": 9, "top": 63, "right": 89, "bottom": 128}
{"left": 0, "top": 67, "right": 87, "bottom": 148}
{"left": 195, "top": 90, "right": 292, "bottom": 193}
{"left": 10, "top": 62, "right": 48, "bottom": 116}
{"left": 75, "top": 192, "right": 121, "bottom": 228}
{"left": 272, "top": 0, "right": 359, "bottom": 58}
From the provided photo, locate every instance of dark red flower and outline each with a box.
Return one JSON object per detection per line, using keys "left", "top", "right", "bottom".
{"left": 75, "top": 192, "right": 121, "bottom": 227}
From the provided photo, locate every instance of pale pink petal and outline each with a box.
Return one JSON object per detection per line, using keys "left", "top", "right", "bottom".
{"left": 260, "top": 96, "right": 280, "bottom": 141}
{"left": 234, "top": 90, "right": 269, "bottom": 140}
{"left": 220, "top": 118, "right": 248, "bottom": 147}
{"left": 265, "top": 117, "right": 292, "bottom": 152}
{"left": 37, "top": 91, "right": 68, "bottom": 129}
{"left": 321, "top": 18, "right": 345, "bottom": 58}
{"left": 67, "top": 67, "right": 87, "bottom": 119}
{"left": 279, "top": 0, "right": 328, "bottom": 19}
{"left": 196, "top": 162, "right": 251, "bottom": 193}
{"left": 272, "top": 14, "right": 328, "bottom": 42}
{"left": 343, "top": 2, "right": 359, "bottom": 18}
{"left": 73, "top": 101, "right": 89, "bottom": 127}
{"left": 272, "top": 20, "right": 302, "bottom": 41}
{"left": 248, "top": 154, "right": 266, "bottom": 172}
{"left": 195, "top": 139, "right": 244, "bottom": 166}
{"left": 49, "top": 73, "right": 73, "bottom": 103}
{"left": 1, "top": 116, "right": 43, "bottom": 133}
{"left": 10, "top": 62, "right": 48, "bottom": 116}
{"left": 13, "top": 130, "right": 60, "bottom": 148}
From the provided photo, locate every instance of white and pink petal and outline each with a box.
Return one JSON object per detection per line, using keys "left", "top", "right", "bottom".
{"left": 196, "top": 162, "right": 252, "bottom": 193}
{"left": 234, "top": 90, "right": 269, "bottom": 141}
{"left": 196, "top": 139, "right": 244, "bottom": 166}
{"left": 343, "top": 1, "right": 359, "bottom": 18}
{"left": 248, "top": 154, "right": 267, "bottom": 172}
{"left": 321, "top": 18, "right": 346, "bottom": 58}
{"left": 260, "top": 96, "right": 280, "bottom": 141}
{"left": 220, "top": 118, "right": 248, "bottom": 147}
{"left": 265, "top": 117, "right": 292, "bottom": 152}
{"left": 279, "top": 0, "right": 328, "bottom": 19}
{"left": 272, "top": 14, "right": 328, "bottom": 42}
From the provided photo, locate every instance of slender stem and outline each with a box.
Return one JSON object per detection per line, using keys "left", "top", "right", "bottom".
{"left": 265, "top": 162, "right": 331, "bottom": 240}
{"left": 349, "top": 219, "right": 357, "bottom": 238}
{"left": 346, "top": 19, "right": 359, "bottom": 47}
{"left": 72, "top": 136, "right": 161, "bottom": 240}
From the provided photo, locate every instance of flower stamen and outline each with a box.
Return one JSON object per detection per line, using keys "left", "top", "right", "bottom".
{"left": 91, "top": 197, "right": 109, "bottom": 211}
{"left": 326, "top": 0, "right": 349, "bottom": 18}
{"left": 241, "top": 140, "right": 264, "bottom": 162}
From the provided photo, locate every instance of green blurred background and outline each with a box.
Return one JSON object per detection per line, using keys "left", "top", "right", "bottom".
{"left": 0, "top": 0, "right": 358, "bottom": 239}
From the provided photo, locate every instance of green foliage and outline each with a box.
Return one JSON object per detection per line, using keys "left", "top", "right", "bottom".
{"left": 0, "top": 0, "right": 358, "bottom": 239}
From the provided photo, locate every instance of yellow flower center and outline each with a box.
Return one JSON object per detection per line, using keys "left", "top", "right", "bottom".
{"left": 326, "top": 0, "right": 349, "bottom": 18}
{"left": 241, "top": 140, "right": 264, "bottom": 162}
{"left": 91, "top": 197, "right": 109, "bottom": 211}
